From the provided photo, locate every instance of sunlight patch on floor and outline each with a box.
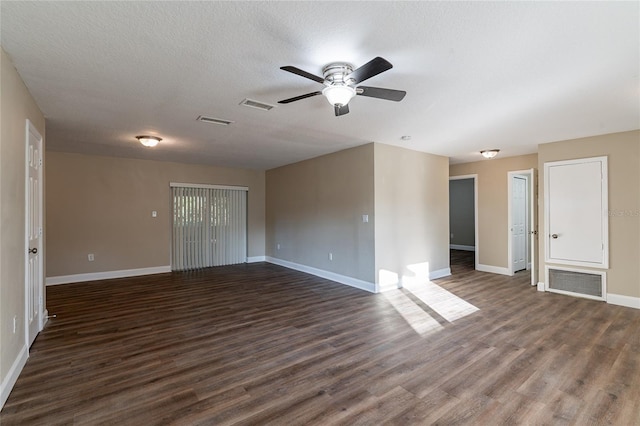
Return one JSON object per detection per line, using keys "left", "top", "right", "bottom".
{"left": 379, "top": 262, "right": 479, "bottom": 335}
{"left": 382, "top": 289, "right": 443, "bottom": 336}
{"left": 404, "top": 261, "right": 479, "bottom": 322}
{"left": 402, "top": 278, "right": 479, "bottom": 322}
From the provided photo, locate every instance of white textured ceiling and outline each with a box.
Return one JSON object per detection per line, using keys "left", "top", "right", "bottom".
{"left": 1, "top": 1, "right": 638, "bottom": 169}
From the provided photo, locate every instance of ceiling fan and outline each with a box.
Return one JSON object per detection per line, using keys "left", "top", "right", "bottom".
{"left": 278, "top": 57, "right": 406, "bottom": 116}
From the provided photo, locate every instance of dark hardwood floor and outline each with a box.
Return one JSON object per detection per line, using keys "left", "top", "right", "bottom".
{"left": 2, "top": 258, "right": 639, "bottom": 425}
{"left": 449, "top": 249, "right": 475, "bottom": 273}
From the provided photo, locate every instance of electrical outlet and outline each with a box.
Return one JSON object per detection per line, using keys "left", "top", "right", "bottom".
{"left": 152, "top": 210, "right": 157, "bottom": 218}
{"left": 88, "top": 253, "right": 95, "bottom": 261}
{"left": 329, "top": 252, "right": 333, "bottom": 261}
{"left": 362, "top": 214, "right": 369, "bottom": 223}
{"left": 277, "top": 244, "right": 280, "bottom": 250}
{"left": 450, "top": 233, "right": 454, "bottom": 239}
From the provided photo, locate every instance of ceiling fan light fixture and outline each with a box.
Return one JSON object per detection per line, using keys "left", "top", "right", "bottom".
{"left": 136, "top": 135, "right": 161, "bottom": 147}
{"left": 279, "top": 57, "right": 403, "bottom": 116}
{"left": 323, "top": 85, "right": 356, "bottom": 106}
{"left": 480, "top": 149, "right": 500, "bottom": 159}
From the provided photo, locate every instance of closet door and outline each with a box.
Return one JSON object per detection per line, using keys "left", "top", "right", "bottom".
{"left": 544, "top": 157, "right": 608, "bottom": 268}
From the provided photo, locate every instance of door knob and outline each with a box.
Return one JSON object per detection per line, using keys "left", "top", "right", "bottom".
{"left": 28, "top": 247, "right": 38, "bottom": 254}
{"left": 551, "top": 234, "right": 558, "bottom": 239}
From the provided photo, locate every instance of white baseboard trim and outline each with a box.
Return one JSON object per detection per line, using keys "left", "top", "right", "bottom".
{"left": 536, "top": 286, "right": 638, "bottom": 308}
{"left": 607, "top": 293, "right": 640, "bottom": 309}
{"left": 265, "top": 257, "right": 375, "bottom": 293}
{"left": 46, "top": 265, "right": 171, "bottom": 286}
{"left": 476, "top": 264, "right": 511, "bottom": 276}
{"left": 430, "top": 267, "right": 452, "bottom": 280}
{"left": 449, "top": 244, "right": 476, "bottom": 252}
{"left": 0, "top": 344, "right": 28, "bottom": 411}
{"left": 247, "top": 256, "right": 266, "bottom": 263}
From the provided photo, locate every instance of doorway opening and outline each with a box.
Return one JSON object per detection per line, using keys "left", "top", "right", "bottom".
{"left": 449, "top": 175, "right": 478, "bottom": 274}
{"left": 507, "top": 169, "right": 538, "bottom": 285}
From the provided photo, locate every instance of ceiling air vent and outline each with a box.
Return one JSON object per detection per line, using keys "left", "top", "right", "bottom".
{"left": 240, "top": 98, "right": 275, "bottom": 111}
{"left": 196, "top": 115, "right": 234, "bottom": 126}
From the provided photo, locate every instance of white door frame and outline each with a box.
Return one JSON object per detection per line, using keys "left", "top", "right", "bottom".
{"left": 530, "top": 168, "right": 539, "bottom": 287}
{"left": 25, "top": 119, "right": 45, "bottom": 346}
{"left": 449, "top": 174, "right": 479, "bottom": 271}
{"left": 507, "top": 169, "right": 534, "bottom": 277}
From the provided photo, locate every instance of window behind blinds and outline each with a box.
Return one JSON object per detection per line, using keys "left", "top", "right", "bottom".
{"left": 171, "top": 184, "right": 247, "bottom": 271}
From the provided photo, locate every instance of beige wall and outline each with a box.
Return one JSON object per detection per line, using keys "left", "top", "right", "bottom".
{"left": 538, "top": 130, "right": 640, "bottom": 299}
{"left": 266, "top": 144, "right": 375, "bottom": 283}
{"left": 450, "top": 154, "right": 538, "bottom": 269}
{"left": 374, "top": 144, "right": 450, "bottom": 287}
{"left": 46, "top": 152, "right": 265, "bottom": 277}
{"left": 1, "top": 48, "right": 46, "bottom": 403}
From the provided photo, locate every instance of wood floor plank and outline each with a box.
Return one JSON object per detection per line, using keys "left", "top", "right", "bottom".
{"left": 1, "top": 252, "right": 639, "bottom": 425}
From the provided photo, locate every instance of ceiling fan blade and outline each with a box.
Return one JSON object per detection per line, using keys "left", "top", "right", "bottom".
{"left": 334, "top": 104, "right": 350, "bottom": 116}
{"left": 278, "top": 91, "right": 322, "bottom": 104}
{"left": 357, "top": 86, "right": 406, "bottom": 102}
{"left": 347, "top": 57, "right": 393, "bottom": 84}
{"left": 280, "top": 66, "right": 325, "bottom": 84}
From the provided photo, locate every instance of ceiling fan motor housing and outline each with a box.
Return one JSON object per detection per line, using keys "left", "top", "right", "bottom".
{"left": 322, "top": 63, "right": 355, "bottom": 86}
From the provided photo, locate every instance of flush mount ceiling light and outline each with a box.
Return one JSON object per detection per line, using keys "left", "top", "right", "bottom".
{"left": 481, "top": 149, "right": 500, "bottom": 159}
{"left": 136, "top": 135, "right": 161, "bottom": 147}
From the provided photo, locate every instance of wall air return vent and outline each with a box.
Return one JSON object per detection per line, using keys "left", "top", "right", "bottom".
{"left": 196, "top": 116, "right": 234, "bottom": 126}
{"left": 240, "top": 98, "right": 275, "bottom": 111}
{"left": 546, "top": 266, "right": 605, "bottom": 301}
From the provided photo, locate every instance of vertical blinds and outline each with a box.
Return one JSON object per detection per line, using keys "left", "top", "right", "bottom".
{"left": 171, "top": 185, "right": 247, "bottom": 271}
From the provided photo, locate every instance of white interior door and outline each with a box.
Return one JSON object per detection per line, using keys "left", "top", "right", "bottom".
{"left": 545, "top": 158, "right": 608, "bottom": 267}
{"left": 512, "top": 176, "right": 527, "bottom": 272}
{"left": 530, "top": 169, "right": 538, "bottom": 286}
{"left": 26, "top": 120, "right": 44, "bottom": 346}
